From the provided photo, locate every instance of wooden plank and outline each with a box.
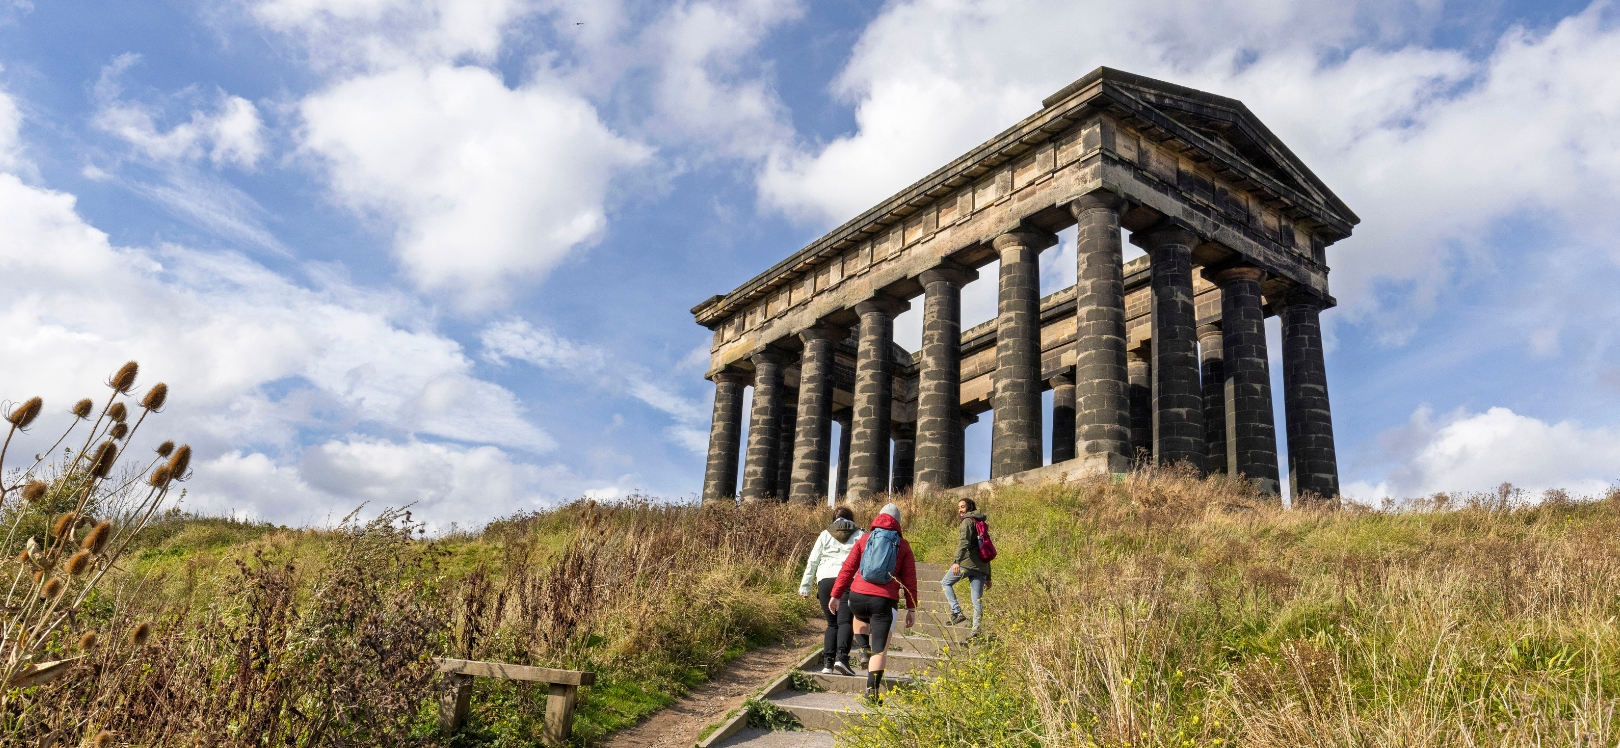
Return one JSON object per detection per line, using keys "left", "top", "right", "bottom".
{"left": 439, "top": 673, "right": 473, "bottom": 732}
{"left": 544, "top": 683, "right": 578, "bottom": 746}
{"left": 435, "top": 658, "right": 595, "bottom": 686}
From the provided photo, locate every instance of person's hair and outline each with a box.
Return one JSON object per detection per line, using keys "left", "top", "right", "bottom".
{"left": 834, "top": 506, "right": 855, "bottom": 522}
{"left": 959, "top": 498, "right": 977, "bottom": 512}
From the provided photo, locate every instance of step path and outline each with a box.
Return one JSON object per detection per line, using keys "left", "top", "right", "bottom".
{"left": 699, "top": 563, "right": 974, "bottom": 748}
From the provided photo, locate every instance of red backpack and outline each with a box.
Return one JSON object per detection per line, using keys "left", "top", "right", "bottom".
{"left": 973, "top": 518, "right": 997, "bottom": 562}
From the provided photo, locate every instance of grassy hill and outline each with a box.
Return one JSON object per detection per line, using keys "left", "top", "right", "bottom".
{"left": 12, "top": 469, "right": 1620, "bottom": 746}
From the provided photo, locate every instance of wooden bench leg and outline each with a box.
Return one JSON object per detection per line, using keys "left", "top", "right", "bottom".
{"left": 544, "top": 683, "right": 578, "bottom": 746}
{"left": 440, "top": 673, "right": 474, "bottom": 733}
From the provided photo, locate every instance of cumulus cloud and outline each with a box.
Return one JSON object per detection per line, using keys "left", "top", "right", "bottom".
{"left": 252, "top": 0, "right": 533, "bottom": 69}
{"left": 1343, "top": 406, "right": 1620, "bottom": 501}
{"left": 92, "top": 54, "right": 267, "bottom": 169}
{"left": 298, "top": 64, "right": 649, "bottom": 306}
{"left": 0, "top": 85, "right": 23, "bottom": 173}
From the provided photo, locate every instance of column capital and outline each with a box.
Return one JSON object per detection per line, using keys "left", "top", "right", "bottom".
{"left": 1196, "top": 322, "right": 1223, "bottom": 342}
{"left": 892, "top": 422, "right": 917, "bottom": 439}
{"left": 798, "top": 323, "right": 848, "bottom": 344}
{"left": 709, "top": 367, "right": 749, "bottom": 384}
{"left": 855, "top": 295, "right": 910, "bottom": 318}
{"left": 750, "top": 348, "right": 785, "bottom": 368}
{"left": 1048, "top": 370, "right": 1075, "bottom": 387}
{"left": 1139, "top": 222, "right": 1201, "bottom": 249}
{"left": 1206, "top": 264, "right": 1266, "bottom": 286}
{"left": 919, "top": 261, "right": 977, "bottom": 287}
{"left": 960, "top": 411, "right": 981, "bottom": 426}
{"left": 1280, "top": 285, "right": 1329, "bottom": 311}
{"left": 1070, "top": 190, "right": 1127, "bottom": 214}
{"left": 992, "top": 228, "right": 1058, "bottom": 254}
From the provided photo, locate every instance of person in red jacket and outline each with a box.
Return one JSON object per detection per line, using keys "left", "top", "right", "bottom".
{"left": 830, "top": 503, "right": 918, "bottom": 700}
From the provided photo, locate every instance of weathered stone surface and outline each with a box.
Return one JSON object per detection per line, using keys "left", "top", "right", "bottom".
{"left": 791, "top": 326, "right": 845, "bottom": 505}
{"left": 775, "top": 395, "right": 798, "bottom": 500}
{"left": 1281, "top": 290, "right": 1339, "bottom": 500}
{"left": 1212, "top": 266, "right": 1278, "bottom": 493}
{"left": 848, "top": 297, "right": 909, "bottom": 502}
{"left": 1145, "top": 227, "right": 1205, "bottom": 472}
{"left": 891, "top": 424, "right": 916, "bottom": 494}
{"left": 1050, "top": 371, "right": 1076, "bottom": 463}
{"left": 742, "top": 350, "right": 785, "bottom": 502}
{"left": 1197, "top": 323, "right": 1228, "bottom": 474}
{"left": 991, "top": 230, "right": 1053, "bottom": 478}
{"left": 915, "top": 264, "right": 975, "bottom": 491}
{"left": 1070, "top": 194, "right": 1132, "bottom": 472}
{"left": 1127, "top": 346, "right": 1152, "bottom": 463}
{"left": 703, "top": 369, "right": 748, "bottom": 504}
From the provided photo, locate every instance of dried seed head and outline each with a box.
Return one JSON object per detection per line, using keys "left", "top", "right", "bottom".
{"left": 141, "top": 382, "right": 168, "bottom": 412}
{"left": 92, "top": 730, "right": 112, "bottom": 748}
{"left": 80, "top": 631, "right": 99, "bottom": 650}
{"left": 83, "top": 521, "right": 111, "bottom": 554}
{"left": 6, "top": 396, "right": 43, "bottom": 429}
{"left": 156, "top": 440, "right": 174, "bottom": 457}
{"left": 108, "top": 361, "right": 139, "bottom": 394}
{"left": 15, "top": 550, "right": 28, "bottom": 565}
{"left": 66, "top": 549, "right": 91, "bottom": 576}
{"left": 52, "top": 512, "right": 77, "bottom": 539}
{"left": 31, "top": 569, "right": 43, "bottom": 583}
{"left": 110, "top": 423, "right": 128, "bottom": 440}
{"left": 21, "top": 480, "right": 47, "bottom": 503}
{"left": 148, "top": 465, "right": 173, "bottom": 488}
{"left": 167, "top": 445, "right": 191, "bottom": 481}
{"left": 42, "top": 576, "right": 62, "bottom": 598}
{"left": 89, "top": 441, "right": 116, "bottom": 479}
{"left": 72, "top": 398, "right": 94, "bottom": 419}
{"left": 129, "top": 622, "right": 152, "bottom": 646}
{"left": 108, "top": 402, "right": 127, "bottom": 424}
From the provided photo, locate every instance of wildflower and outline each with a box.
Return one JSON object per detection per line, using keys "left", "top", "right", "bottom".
{"left": 80, "top": 631, "right": 99, "bottom": 650}
{"left": 82, "top": 521, "right": 111, "bottom": 554}
{"left": 141, "top": 382, "right": 168, "bottom": 411}
{"left": 108, "top": 402, "right": 127, "bottom": 423}
{"left": 6, "top": 396, "right": 42, "bottom": 429}
{"left": 156, "top": 440, "right": 174, "bottom": 457}
{"left": 72, "top": 398, "right": 94, "bottom": 419}
{"left": 89, "top": 440, "right": 116, "bottom": 478}
{"left": 129, "top": 621, "right": 152, "bottom": 646}
{"left": 108, "top": 361, "right": 138, "bottom": 393}
{"left": 66, "top": 550, "right": 91, "bottom": 576}
{"left": 149, "top": 465, "right": 173, "bottom": 488}
{"left": 21, "top": 480, "right": 47, "bottom": 502}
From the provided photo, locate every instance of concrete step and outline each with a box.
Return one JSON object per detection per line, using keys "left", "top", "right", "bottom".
{"left": 800, "top": 671, "right": 912, "bottom": 693}
{"left": 768, "top": 690, "right": 868, "bottom": 732}
{"left": 711, "top": 726, "right": 836, "bottom": 748}
{"left": 861, "top": 650, "right": 938, "bottom": 676}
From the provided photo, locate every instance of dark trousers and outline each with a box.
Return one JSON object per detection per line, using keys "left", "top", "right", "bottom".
{"left": 816, "top": 578, "right": 854, "bottom": 663}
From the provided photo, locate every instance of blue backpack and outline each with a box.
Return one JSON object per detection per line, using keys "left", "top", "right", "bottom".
{"left": 859, "top": 529, "right": 900, "bottom": 585}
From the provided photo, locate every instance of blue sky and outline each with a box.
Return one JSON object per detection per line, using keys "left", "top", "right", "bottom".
{"left": 2, "top": 0, "right": 1619, "bottom": 525}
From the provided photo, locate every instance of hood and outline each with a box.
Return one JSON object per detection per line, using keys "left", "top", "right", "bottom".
{"left": 962, "top": 511, "right": 987, "bottom": 522}
{"left": 870, "top": 507, "right": 902, "bottom": 533}
{"left": 828, "top": 517, "right": 858, "bottom": 543}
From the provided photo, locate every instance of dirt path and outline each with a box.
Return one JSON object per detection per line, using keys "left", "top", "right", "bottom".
{"left": 604, "top": 620, "right": 822, "bottom": 748}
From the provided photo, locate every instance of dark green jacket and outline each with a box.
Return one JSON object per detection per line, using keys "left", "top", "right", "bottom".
{"left": 953, "top": 511, "right": 992, "bottom": 579}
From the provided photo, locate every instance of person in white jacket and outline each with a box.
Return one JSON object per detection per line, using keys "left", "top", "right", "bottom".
{"left": 800, "top": 507, "right": 864, "bottom": 674}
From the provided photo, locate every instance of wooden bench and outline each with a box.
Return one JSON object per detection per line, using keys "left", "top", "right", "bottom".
{"left": 435, "top": 658, "right": 596, "bottom": 745}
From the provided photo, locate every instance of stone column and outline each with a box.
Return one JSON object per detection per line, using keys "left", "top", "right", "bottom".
{"left": 1127, "top": 346, "right": 1152, "bottom": 462}
{"left": 1197, "top": 323, "right": 1228, "bottom": 474}
{"left": 957, "top": 411, "right": 980, "bottom": 487}
{"left": 701, "top": 369, "right": 748, "bottom": 504}
{"left": 1211, "top": 267, "right": 1279, "bottom": 493}
{"left": 991, "top": 230, "right": 1049, "bottom": 478}
{"left": 915, "top": 263, "right": 975, "bottom": 491}
{"left": 1280, "top": 289, "right": 1340, "bottom": 500}
{"left": 790, "top": 326, "right": 844, "bottom": 505}
{"left": 834, "top": 409, "right": 852, "bottom": 501}
{"left": 1069, "top": 194, "right": 1132, "bottom": 471}
{"left": 848, "top": 297, "right": 909, "bottom": 501}
{"left": 1144, "top": 227, "right": 1206, "bottom": 472}
{"left": 740, "top": 350, "right": 785, "bottom": 502}
{"left": 891, "top": 424, "right": 916, "bottom": 494}
{"left": 1050, "top": 371, "right": 1076, "bottom": 463}
{"left": 774, "top": 396, "right": 798, "bottom": 500}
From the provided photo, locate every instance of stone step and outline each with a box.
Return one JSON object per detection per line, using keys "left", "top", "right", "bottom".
{"left": 862, "top": 650, "right": 937, "bottom": 676}
{"left": 710, "top": 727, "right": 837, "bottom": 748}
{"left": 768, "top": 690, "right": 868, "bottom": 732}
{"left": 801, "top": 671, "right": 912, "bottom": 693}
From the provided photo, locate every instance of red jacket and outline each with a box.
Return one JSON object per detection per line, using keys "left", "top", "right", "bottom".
{"left": 830, "top": 512, "right": 918, "bottom": 608}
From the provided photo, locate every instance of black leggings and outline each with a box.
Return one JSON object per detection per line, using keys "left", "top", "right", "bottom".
{"left": 846, "top": 591, "right": 897, "bottom": 653}
{"left": 817, "top": 578, "right": 854, "bottom": 660}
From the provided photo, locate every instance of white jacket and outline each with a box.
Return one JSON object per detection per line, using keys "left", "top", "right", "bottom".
{"left": 799, "top": 527, "right": 864, "bottom": 595}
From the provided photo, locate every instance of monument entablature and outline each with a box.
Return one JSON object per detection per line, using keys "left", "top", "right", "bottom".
{"left": 694, "top": 67, "right": 1355, "bottom": 507}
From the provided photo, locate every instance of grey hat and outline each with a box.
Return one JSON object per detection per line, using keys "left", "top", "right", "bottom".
{"left": 879, "top": 503, "right": 901, "bottom": 525}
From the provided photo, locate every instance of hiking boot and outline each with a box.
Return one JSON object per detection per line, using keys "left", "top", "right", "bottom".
{"left": 820, "top": 665, "right": 835, "bottom": 674}
{"left": 947, "top": 611, "right": 968, "bottom": 626}
{"left": 832, "top": 660, "right": 856, "bottom": 677}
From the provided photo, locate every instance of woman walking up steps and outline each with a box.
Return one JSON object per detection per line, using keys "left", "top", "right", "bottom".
{"left": 799, "top": 506, "right": 863, "bottom": 674}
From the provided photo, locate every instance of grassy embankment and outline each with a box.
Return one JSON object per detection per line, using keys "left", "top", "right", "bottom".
{"left": 9, "top": 499, "right": 822, "bottom": 745}
{"left": 845, "top": 469, "right": 1620, "bottom": 748}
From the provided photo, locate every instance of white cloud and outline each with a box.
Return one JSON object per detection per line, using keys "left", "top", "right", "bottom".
{"left": 0, "top": 85, "right": 24, "bottom": 173}
{"left": 92, "top": 55, "right": 267, "bottom": 169}
{"left": 298, "top": 64, "right": 649, "bottom": 306}
{"left": 1343, "top": 406, "right": 1620, "bottom": 501}
{"left": 252, "top": 0, "right": 533, "bottom": 69}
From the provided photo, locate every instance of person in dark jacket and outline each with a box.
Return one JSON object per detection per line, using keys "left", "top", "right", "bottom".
{"left": 830, "top": 503, "right": 918, "bottom": 699}
{"left": 941, "top": 497, "right": 992, "bottom": 632}
{"left": 799, "top": 507, "right": 864, "bottom": 674}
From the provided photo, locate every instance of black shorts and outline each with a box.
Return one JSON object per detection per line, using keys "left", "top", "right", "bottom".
{"left": 846, "top": 591, "right": 898, "bottom": 653}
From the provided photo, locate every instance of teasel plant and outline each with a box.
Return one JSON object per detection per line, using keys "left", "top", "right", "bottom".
{"left": 0, "top": 361, "right": 189, "bottom": 713}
